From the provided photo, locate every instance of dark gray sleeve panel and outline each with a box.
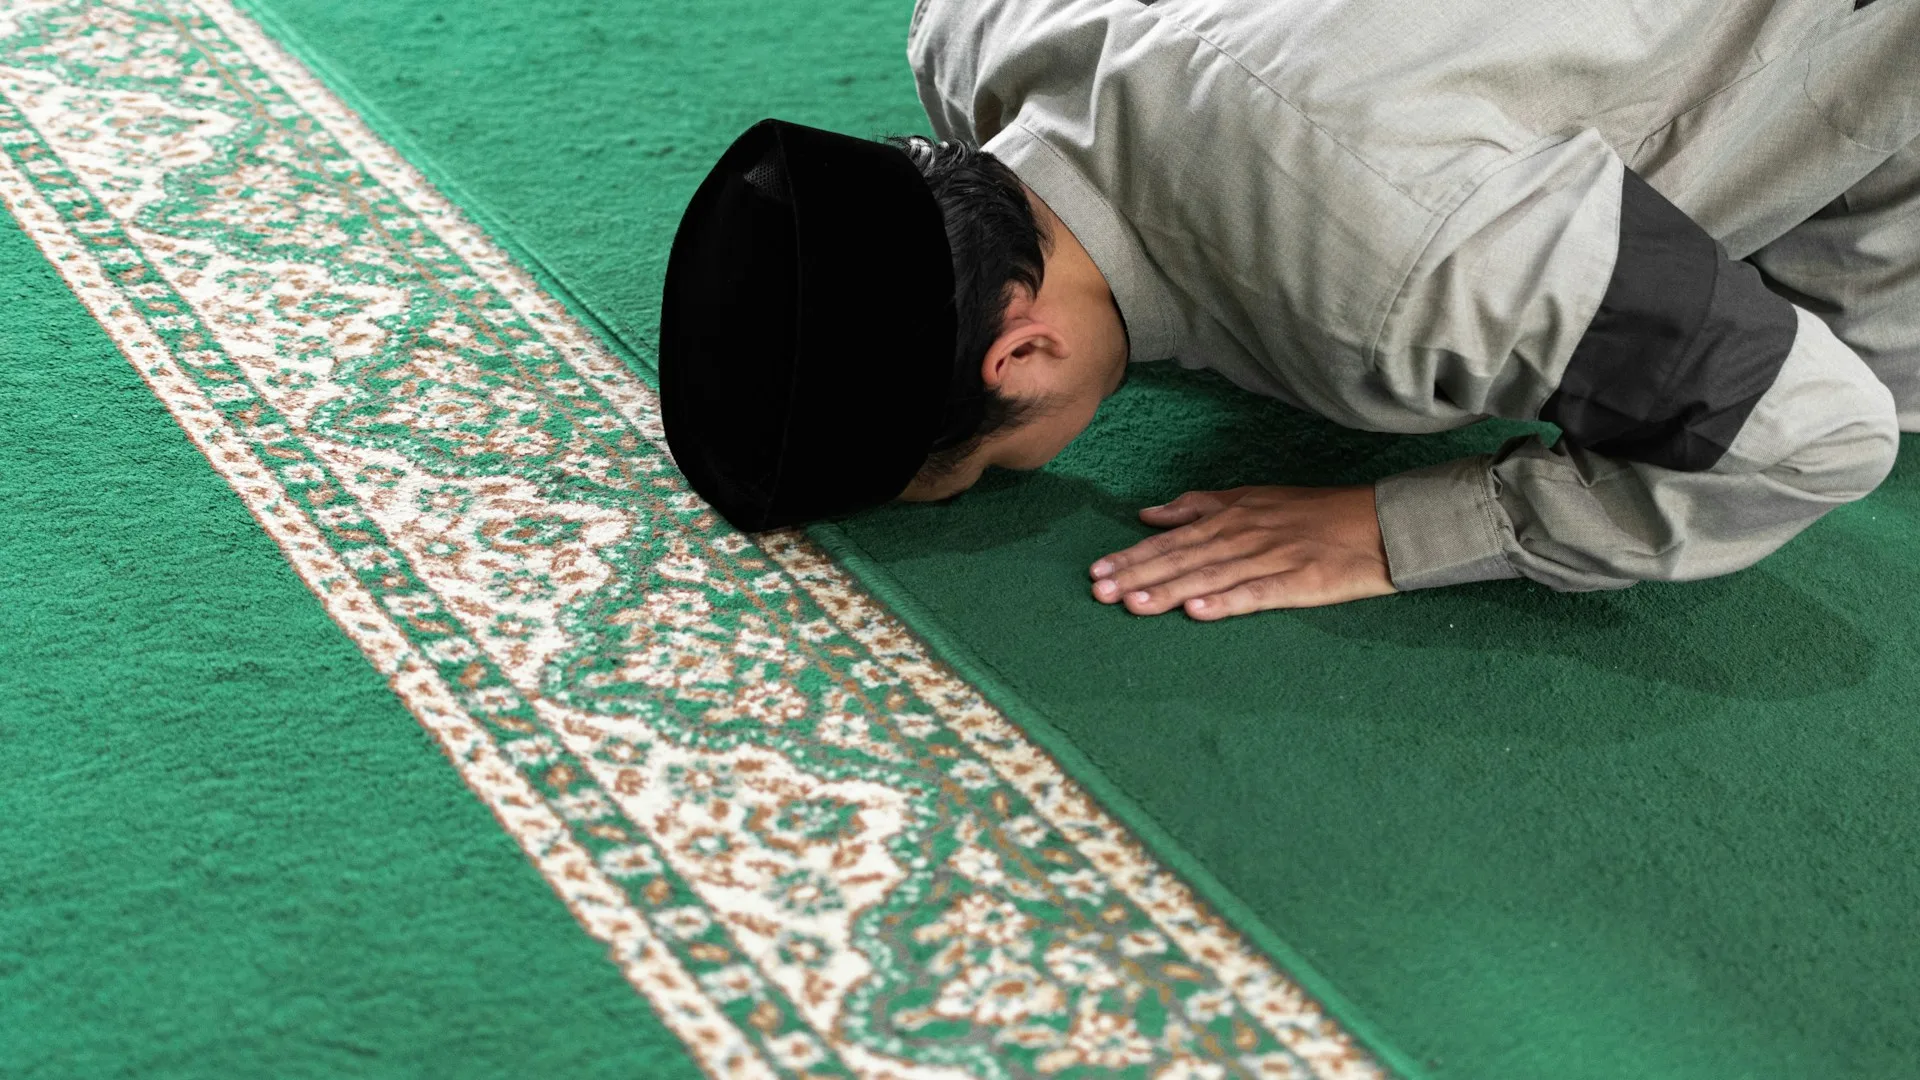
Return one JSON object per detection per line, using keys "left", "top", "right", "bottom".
{"left": 1538, "top": 169, "right": 1799, "bottom": 472}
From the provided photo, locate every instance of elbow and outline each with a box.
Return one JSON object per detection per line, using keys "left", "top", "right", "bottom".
{"left": 1849, "top": 402, "right": 1901, "bottom": 501}
{"left": 1758, "top": 309, "right": 1904, "bottom": 508}
{"left": 1779, "top": 378, "right": 1901, "bottom": 508}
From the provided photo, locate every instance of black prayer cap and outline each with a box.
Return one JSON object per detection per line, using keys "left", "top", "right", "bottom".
{"left": 659, "top": 119, "right": 960, "bottom": 531}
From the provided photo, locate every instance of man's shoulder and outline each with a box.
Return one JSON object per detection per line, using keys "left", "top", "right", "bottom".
{"left": 914, "top": 0, "right": 1808, "bottom": 204}
{"left": 908, "top": 0, "right": 1438, "bottom": 202}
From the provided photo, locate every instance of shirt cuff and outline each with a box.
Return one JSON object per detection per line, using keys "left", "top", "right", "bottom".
{"left": 1373, "top": 455, "right": 1521, "bottom": 591}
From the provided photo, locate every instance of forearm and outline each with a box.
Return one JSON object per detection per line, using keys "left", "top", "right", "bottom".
{"left": 1376, "top": 307, "right": 1901, "bottom": 593}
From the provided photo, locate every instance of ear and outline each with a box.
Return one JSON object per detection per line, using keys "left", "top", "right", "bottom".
{"left": 979, "top": 286, "right": 1069, "bottom": 393}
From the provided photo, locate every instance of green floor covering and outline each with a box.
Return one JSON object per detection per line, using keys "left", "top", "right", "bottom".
{"left": 0, "top": 172, "right": 700, "bottom": 1076}
{"left": 8, "top": 0, "right": 1918, "bottom": 1075}
{"left": 238, "top": 0, "right": 1920, "bottom": 1076}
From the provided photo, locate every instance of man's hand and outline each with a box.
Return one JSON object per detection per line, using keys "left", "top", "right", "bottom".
{"left": 1089, "top": 484, "right": 1397, "bottom": 620}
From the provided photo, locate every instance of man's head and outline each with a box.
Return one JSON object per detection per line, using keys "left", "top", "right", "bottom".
{"left": 888, "top": 135, "right": 1131, "bottom": 503}
{"left": 658, "top": 120, "right": 1127, "bottom": 531}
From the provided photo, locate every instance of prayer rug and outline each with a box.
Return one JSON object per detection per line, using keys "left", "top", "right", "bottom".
{"left": 208, "top": 0, "right": 1920, "bottom": 1075}
{"left": 0, "top": 1, "right": 1396, "bottom": 1077}
{"left": 8, "top": 0, "right": 1920, "bottom": 1077}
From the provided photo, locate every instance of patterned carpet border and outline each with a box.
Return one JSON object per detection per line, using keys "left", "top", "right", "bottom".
{"left": 0, "top": 2, "right": 1385, "bottom": 1076}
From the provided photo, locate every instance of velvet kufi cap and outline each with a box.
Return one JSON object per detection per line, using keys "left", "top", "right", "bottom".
{"left": 659, "top": 119, "right": 958, "bottom": 531}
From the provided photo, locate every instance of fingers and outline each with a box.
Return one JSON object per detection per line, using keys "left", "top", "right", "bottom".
{"left": 1090, "top": 490, "right": 1245, "bottom": 581}
{"left": 1094, "top": 554, "right": 1289, "bottom": 616}
{"left": 1091, "top": 530, "right": 1264, "bottom": 602}
{"left": 1187, "top": 564, "right": 1397, "bottom": 620}
{"left": 1184, "top": 574, "right": 1296, "bottom": 620}
{"left": 1087, "top": 483, "right": 1397, "bottom": 620}
{"left": 1089, "top": 512, "right": 1228, "bottom": 582}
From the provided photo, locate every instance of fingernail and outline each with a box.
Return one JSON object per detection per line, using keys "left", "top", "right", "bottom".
{"left": 1091, "top": 560, "right": 1113, "bottom": 577}
{"left": 1189, "top": 598, "right": 1207, "bottom": 611}
{"left": 1094, "top": 579, "right": 1117, "bottom": 599}
{"left": 1129, "top": 591, "right": 1150, "bottom": 604}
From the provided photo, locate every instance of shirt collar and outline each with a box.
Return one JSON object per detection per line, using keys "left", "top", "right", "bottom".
{"left": 984, "top": 122, "right": 1184, "bottom": 363}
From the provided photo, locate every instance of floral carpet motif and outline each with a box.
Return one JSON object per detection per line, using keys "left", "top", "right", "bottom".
{"left": 0, "top": 2, "right": 1384, "bottom": 1076}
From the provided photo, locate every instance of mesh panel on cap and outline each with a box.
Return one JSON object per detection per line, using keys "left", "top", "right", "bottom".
{"left": 742, "top": 150, "right": 791, "bottom": 205}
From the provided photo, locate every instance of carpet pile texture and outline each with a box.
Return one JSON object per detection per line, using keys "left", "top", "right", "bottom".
{"left": 3, "top": 0, "right": 1917, "bottom": 1077}
{"left": 3, "top": 2, "right": 1397, "bottom": 1077}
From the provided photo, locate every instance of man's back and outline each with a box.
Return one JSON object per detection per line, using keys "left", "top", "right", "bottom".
{"left": 909, "top": 0, "right": 1912, "bottom": 427}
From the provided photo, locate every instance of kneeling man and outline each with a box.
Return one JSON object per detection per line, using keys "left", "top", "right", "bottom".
{"left": 659, "top": 0, "right": 1917, "bottom": 619}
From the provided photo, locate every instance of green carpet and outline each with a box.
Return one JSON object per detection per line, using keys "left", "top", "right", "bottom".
{"left": 6, "top": 2, "right": 1395, "bottom": 1077}
{"left": 7, "top": 0, "right": 1918, "bottom": 1076}
{"left": 0, "top": 159, "right": 701, "bottom": 1079}
{"left": 229, "top": 0, "right": 1920, "bottom": 1075}
{"left": 822, "top": 385, "right": 1920, "bottom": 1078}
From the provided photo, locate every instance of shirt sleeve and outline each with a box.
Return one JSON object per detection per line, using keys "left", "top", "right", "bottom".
{"left": 1371, "top": 132, "right": 1901, "bottom": 592}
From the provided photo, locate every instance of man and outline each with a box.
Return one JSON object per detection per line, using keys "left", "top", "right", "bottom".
{"left": 659, "top": 0, "right": 1916, "bottom": 621}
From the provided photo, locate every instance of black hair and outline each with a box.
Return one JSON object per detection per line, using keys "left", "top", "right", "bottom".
{"left": 887, "top": 134, "right": 1054, "bottom": 480}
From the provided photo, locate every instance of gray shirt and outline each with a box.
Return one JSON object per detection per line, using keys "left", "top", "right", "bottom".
{"left": 908, "top": 0, "right": 1912, "bottom": 592}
